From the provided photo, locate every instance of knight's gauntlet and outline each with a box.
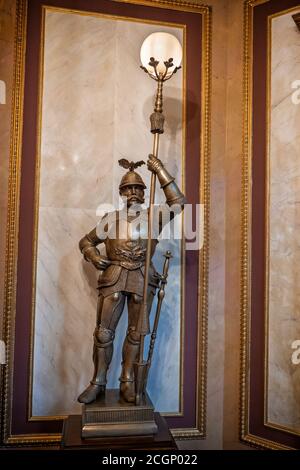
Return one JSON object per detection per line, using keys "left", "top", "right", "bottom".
{"left": 155, "top": 161, "right": 186, "bottom": 207}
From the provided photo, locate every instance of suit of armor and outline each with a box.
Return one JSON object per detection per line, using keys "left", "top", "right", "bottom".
{"left": 78, "top": 156, "right": 185, "bottom": 404}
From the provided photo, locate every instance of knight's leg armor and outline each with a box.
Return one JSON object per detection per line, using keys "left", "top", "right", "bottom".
{"left": 92, "top": 325, "right": 114, "bottom": 383}
{"left": 119, "top": 326, "right": 141, "bottom": 403}
{"left": 120, "top": 291, "right": 155, "bottom": 402}
{"left": 78, "top": 292, "right": 125, "bottom": 404}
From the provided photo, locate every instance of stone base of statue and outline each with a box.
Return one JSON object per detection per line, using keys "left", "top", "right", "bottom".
{"left": 61, "top": 391, "right": 176, "bottom": 450}
{"left": 81, "top": 389, "right": 157, "bottom": 438}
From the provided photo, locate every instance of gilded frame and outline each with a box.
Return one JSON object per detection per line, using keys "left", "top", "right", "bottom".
{"left": 29, "top": 4, "right": 187, "bottom": 423}
{"left": 241, "top": 0, "right": 300, "bottom": 450}
{"left": 2, "top": 0, "right": 211, "bottom": 444}
{"left": 264, "top": 5, "right": 300, "bottom": 437}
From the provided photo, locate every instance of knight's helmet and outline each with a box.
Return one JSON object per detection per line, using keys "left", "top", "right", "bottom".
{"left": 118, "top": 159, "right": 146, "bottom": 191}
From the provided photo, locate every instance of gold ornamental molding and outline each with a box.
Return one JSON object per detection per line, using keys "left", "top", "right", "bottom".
{"left": 240, "top": 0, "right": 257, "bottom": 447}
{"left": 6, "top": 434, "right": 62, "bottom": 445}
{"left": 1, "top": 0, "right": 211, "bottom": 444}
{"left": 114, "top": 0, "right": 210, "bottom": 14}
{"left": 197, "top": 1, "right": 211, "bottom": 441}
{"left": 2, "top": 0, "right": 27, "bottom": 446}
{"left": 240, "top": 0, "right": 267, "bottom": 450}
{"left": 264, "top": 4, "right": 300, "bottom": 438}
{"left": 242, "top": 433, "right": 294, "bottom": 451}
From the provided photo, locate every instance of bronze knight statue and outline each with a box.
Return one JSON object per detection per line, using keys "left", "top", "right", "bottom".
{"left": 78, "top": 155, "right": 185, "bottom": 404}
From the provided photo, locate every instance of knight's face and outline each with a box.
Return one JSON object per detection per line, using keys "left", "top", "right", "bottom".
{"left": 120, "top": 185, "right": 145, "bottom": 207}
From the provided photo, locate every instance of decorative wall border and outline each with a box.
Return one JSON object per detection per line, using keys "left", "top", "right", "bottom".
{"left": 28, "top": 3, "right": 187, "bottom": 424}
{"left": 240, "top": 0, "right": 254, "bottom": 447}
{"left": 241, "top": 0, "right": 300, "bottom": 450}
{"left": 264, "top": 5, "right": 300, "bottom": 437}
{"left": 1, "top": 0, "right": 211, "bottom": 444}
{"left": 2, "top": 0, "right": 27, "bottom": 446}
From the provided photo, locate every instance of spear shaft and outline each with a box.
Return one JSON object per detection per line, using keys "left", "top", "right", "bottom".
{"left": 138, "top": 133, "right": 160, "bottom": 360}
{"left": 135, "top": 79, "right": 164, "bottom": 405}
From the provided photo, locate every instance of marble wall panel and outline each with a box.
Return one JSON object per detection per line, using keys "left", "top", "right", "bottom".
{"left": 32, "top": 9, "right": 183, "bottom": 416}
{"left": 40, "top": 11, "right": 116, "bottom": 210}
{"left": 267, "top": 10, "right": 300, "bottom": 432}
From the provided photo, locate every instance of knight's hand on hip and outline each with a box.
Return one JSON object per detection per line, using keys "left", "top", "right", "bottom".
{"left": 92, "top": 255, "right": 111, "bottom": 271}
{"left": 147, "top": 154, "right": 163, "bottom": 174}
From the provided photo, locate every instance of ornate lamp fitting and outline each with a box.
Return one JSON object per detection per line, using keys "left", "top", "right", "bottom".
{"left": 140, "top": 32, "right": 182, "bottom": 82}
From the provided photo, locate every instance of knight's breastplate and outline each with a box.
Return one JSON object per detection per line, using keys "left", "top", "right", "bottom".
{"left": 104, "top": 210, "right": 156, "bottom": 269}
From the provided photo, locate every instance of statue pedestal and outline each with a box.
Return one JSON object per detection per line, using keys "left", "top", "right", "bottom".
{"left": 61, "top": 414, "right": 176, "bottom": 451}
{"left": 81, "top": 389, "right": 157, "bottom": 438}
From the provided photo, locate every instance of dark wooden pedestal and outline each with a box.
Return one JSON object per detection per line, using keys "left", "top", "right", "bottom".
{"left": 61, "top": 413, "right": 177, "bottom": 451}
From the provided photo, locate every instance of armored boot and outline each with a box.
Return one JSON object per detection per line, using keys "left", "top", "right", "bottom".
{"left": 119, "top": 328, "right": 140, "bottom": 403}
{"left": 78, "top": 326, "right": 114, "bottom": 404}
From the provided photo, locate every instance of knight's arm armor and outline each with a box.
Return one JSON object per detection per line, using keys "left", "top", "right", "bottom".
{"left": 148, "top": 155, "right": 186, "bottom": 207}
{"left": 79, "top": 226, "right": 111, "bottom": 271}
{"left": 79, "top": 227, "right": 101, "bottom": 263}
